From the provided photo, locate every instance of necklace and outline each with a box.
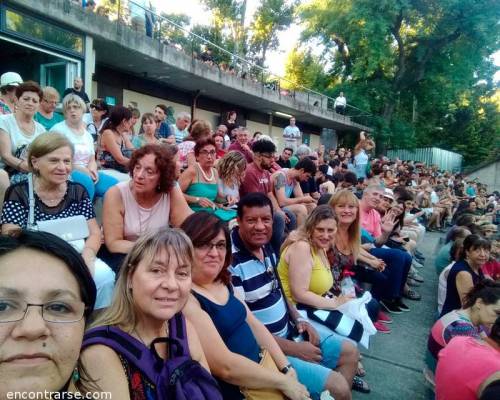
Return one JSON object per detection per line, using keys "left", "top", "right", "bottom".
{"left": 35, "top": 179, "right": 67, "bottom": 206}
{"left": 197, "top": 163, "right": 215, "bottom": 181}
{"left": 17, "top": 116, "right": 35, "bottom": 136}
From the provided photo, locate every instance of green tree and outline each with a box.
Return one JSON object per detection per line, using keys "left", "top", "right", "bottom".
{"left": 158, "top": 13, "right": 191, "bottom": 49}
{"left": 296, "top": 0, "right": 500, "bottom": 161}
{"left": 249, "top": 0, "right": 294, "bottom": 67}
{"left": 283, "top": 47, "right": 329, "bottom": 90}
{"left": 201, "top": 0, "right": 248, "bottom": 57}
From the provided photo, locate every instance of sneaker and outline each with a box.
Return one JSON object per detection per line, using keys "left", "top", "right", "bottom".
{"left": 404, "top": 288, "right": 421, "bottom": 301}
{"left": 380, "top": 299, "right": 403, "bottom": 314}
{"left": 377, "top": 310, "right": 393, "bottom": 324}
{"left": 352, "top": 376, "right": 371, "bottom": 393}
{"left": 374, "top": 321, "right": 392, "bottom": 334}
{"left": 412, "top": 260, "right": 425, "bottom": 269}
{"left": 415, "top": 250, "right": 426, "bottom": 261}
{"left": 409, "top": 270, "right": 424, "bottom": 283}
{"left": 407, "top": 277, "right": 421, "bottom": 287}
{"left": 395, "top": 298, "right": 410, "bottom": 311}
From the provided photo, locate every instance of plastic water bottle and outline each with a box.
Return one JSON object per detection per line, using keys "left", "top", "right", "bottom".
{"left": 341, "top": 276, "right": 356, "bottom": 298}
{"left": 320, "top": 390, "right": 335, "bottom": 400}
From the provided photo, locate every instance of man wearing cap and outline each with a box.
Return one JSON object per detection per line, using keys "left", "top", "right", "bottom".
{"left": 0, "top": 72, "right": 23, "bottom": 115}
{"left": 63, "top": 77, "right": 90, "bottom": 105}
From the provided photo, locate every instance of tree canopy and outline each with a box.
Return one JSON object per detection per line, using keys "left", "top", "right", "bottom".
{"left": 286, "top": 0, "right": 499, "bottom": 166}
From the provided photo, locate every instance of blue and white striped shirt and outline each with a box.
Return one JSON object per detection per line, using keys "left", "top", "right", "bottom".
{"left": 230, "top": 229, "right": 290, "bottom": 338}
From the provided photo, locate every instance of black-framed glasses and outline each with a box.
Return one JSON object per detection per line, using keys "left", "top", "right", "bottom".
{"left": 199, "top": 150, "right": 216, "bottom": 157}
{"left": 198, "top": 241, "right": 226, "bottom": 253}
{"left": 0, "top": 299, "right": 86, "bottom": 323}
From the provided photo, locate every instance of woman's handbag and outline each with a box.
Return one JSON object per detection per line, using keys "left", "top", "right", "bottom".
{"left": 239, "top": 349, "right": 285, "bottom": 400}
{"left": 27, "top": 173, "right": 89, "bottom": 252}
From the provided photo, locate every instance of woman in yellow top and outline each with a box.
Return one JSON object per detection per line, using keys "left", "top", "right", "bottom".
{"left": 277, "top": 204, "right": 371, "bottom": 393}
{"left": 278, "top": 204, "right": 353, "bottom": 309}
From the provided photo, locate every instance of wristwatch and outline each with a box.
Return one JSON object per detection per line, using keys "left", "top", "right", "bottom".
{"left": 280, "top": 363, "right": 293, "bottom": 374}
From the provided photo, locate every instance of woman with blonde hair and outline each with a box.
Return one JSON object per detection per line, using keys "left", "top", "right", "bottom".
{"left": 328, "top": 190, "right": 393, "bottom": 333}
{"left": 216, "top": 150, "right": 247, "bottom": 204}
{"left": 79, "top": 227, "right": 217, "bottom": 399}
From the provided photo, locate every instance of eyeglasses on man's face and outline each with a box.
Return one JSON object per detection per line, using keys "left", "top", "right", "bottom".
{"left": 0, "top": 299, "right": 86, "bottom": 323}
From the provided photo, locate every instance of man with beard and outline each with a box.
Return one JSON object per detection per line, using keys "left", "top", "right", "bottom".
{"left": 240, "top": 139, "right": 294, "bottom": 251}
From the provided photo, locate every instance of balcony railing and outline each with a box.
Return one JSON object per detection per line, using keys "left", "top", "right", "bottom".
{"left": 82, "top": 0, "right": 373, "bottom": 127}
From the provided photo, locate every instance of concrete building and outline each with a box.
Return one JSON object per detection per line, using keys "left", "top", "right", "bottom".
{"left": 465, "top": 158, "right": 500, "bottom": 193}
{"left": 1, "top": 0, "right": 371, "bottom": 150}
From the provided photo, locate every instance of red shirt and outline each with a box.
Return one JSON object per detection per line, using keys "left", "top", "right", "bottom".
{"left": 240, "top": 162, "right": 271, "bottom": 197}
{"left": 228, "top": 141, "right": 253, "bottom": 163}
{"left": 360, "top": 207, "right": 382, "bottom": 238}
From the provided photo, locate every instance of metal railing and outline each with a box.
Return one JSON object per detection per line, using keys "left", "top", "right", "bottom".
{"left": 86, "top": 0, "right": 373, "bottom": 127}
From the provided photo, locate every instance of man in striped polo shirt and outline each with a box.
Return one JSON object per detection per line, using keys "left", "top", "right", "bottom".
{"left": 230, "top": 193, "right": 359, "bottom": 400}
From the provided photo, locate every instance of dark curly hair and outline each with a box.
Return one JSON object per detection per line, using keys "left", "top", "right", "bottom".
{"left": 15, "top": 81, "right": 43, "bottom": 101}
{"left": 180, "top": 212, "right": 232, "bottom": 285}
{"left": 129, "top": 144, "right": 177, "bottom": 193}
{"left": 462, "top": 279, "right": 500, "bottom": 309}
{"left": 194, "top": 137, "right": 216, "bottom": 156}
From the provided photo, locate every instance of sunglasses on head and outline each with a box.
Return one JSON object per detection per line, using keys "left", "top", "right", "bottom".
{"left": 90, "top": 104, "right": 103, "bottom": 111}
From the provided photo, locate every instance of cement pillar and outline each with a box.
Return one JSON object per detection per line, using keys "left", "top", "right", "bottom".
{"left": 268, "top": 113, "right": 273, "bottom": 136}
{"left": 320, "top": 128, "right": 337, "bottom": 151}
{"left": 84, "top": 35, "right": 95, "bottom": 98}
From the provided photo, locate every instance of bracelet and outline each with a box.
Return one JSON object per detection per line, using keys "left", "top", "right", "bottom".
{"left": 280, "top": 363, "right": 293, "bottom": 374}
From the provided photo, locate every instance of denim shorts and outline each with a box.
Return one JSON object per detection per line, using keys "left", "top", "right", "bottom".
{"left": 287, "top": 313, "right": 347, "bottom": 399}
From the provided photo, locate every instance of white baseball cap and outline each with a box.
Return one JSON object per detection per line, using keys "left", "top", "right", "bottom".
{"left": 0, "top": 72, "right": 23, "bottom": 88}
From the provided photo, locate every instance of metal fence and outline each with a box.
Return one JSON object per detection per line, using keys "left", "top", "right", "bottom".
{"left": 87, "top": 0, "right": 373, "bottom": 127}
{"left": 387, "top": 147, "right": 463, "bottom": 172}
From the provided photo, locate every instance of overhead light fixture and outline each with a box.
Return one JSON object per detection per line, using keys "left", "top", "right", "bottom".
{"left": 274, "top": 111, "right": 293, "bottom": 118}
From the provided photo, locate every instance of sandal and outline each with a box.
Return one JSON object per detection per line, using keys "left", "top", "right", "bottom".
{"left": 356, "top": 361, "right": 366, "bottom": 377}
{"left": 352, "top": 375, "right": 371, "bottom": 393}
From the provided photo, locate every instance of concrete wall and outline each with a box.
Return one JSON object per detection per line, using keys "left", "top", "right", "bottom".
{"left": 466, "top": 161, "right": 500, "bottom": 192}
{"left": 194, "top": 108, "right": 219, "bottom": 129}
{"left": 123, "top": 89, "right": 190, "bottom": 117}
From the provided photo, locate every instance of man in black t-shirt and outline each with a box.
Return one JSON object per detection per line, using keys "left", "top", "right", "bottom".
{"left": 277, "top": 147, "right": 293, "bottom": 169}
{"left": 63, "top": 77, "right": 90, "bottom": 105}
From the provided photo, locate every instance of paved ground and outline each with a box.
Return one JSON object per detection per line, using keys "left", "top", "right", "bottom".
{"left": 353, "top": 231, "right": 444, "bottom": 400}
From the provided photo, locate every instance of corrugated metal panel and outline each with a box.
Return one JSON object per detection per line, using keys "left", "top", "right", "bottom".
{"left": 386, "top": 147, "right": 462, "bottom": 172}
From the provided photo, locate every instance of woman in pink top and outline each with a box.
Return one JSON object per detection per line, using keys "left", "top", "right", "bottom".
{"left": 435, "top": 316, "right": 500, "bottom": 400}
{"left": 100, "top": 144, "right": 192, "bottom": 271}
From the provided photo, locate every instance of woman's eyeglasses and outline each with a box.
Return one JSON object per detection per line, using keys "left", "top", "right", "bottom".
{"left": 0, "top": 299, "right": 86, "bottom": 323}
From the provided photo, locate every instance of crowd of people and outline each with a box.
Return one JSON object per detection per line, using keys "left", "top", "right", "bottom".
{"left": 0, "top": 70, "right": 499, "bottom": 400}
